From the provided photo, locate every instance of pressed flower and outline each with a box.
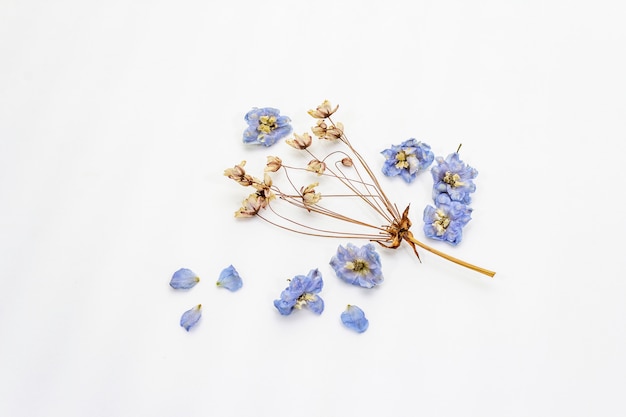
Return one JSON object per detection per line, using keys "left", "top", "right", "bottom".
{"left": 311, "top": 119, "right": 343, "bottom": 140}
{"left": 329, "top": 243, "right": 383, "bottom": 288}
{"left": 381, "top": 139, "right": 434, "bottom": 183}
{"left": 301, "top": 183, "right": 321, "bottom": 207}
{"left": 423, "top": 201, "right": 472, "bottom": 246}
{"left": 243, "top": 107, "right": 292, "bottom": 147}
{"left": 273, "top": 269, "right": 324, "bottom": 315}
{"left": 308, "top": 100, "right": 338, "bottom": 119}
{"left": 306, "top": 159, "right": 326, "bottom": 175}
{"left": 431, "top": 152, "right": 478, "bottom": 205}
{"left": 169, "top": 268, "right": 200, "bottom": 289}
{"left": 265, "top": 156, "right": 282, "bottom": 172}
{"left": 341, "top": 305, "right": 369, "bottom": 333}
{"left": 180, "top": 304, "right": 202, "bottom": 331}
{"left": 216, "top": 265, "right": 243, "bottom": 291}
{"left": 224, "top": 161, "right": 255, "bottom": 187}
{"left": 286, "top": 132, "right": 312, "bottom": 150}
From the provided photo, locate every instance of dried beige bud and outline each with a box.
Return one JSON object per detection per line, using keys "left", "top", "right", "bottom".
{"left": 264, "top": 156, "right": 282, "bottom": 172}
{"left": 341, "top": 157, "right": 353, "bottom": 167}
{"left": 286, "top": 132, "right": 313, "bottom": 150}
{"left": 306, "top": 159, "right": 326, "bottom": 175}
{"left": 308, "top": 100, "right": 338, "bottom": 119}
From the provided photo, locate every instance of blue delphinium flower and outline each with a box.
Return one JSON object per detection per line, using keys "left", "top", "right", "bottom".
{"left": 423, "top": 201, "right": 472, "bottom": 246}
{"left": 243, "top": 107, "right": 292, "bottom": 147}
{"left": 273, "top": 268, "right": 324, "bottom": 315}
{"left": 341, "top": 305, "right": 369, "bottom": 333}
{"left": 329, "top": 243, "right": 383, "bottom": 288}
{"left": 169, "top": 268, "right": 200, "bottom": 290}
{"left": 431, "top": 152, "right": 478, "bottom": 205}
{"left": 216, "top": 265, "right": 243, "bottom": 292}
{"left": 381, "top": 139, "right": 434, "bottom": 183}
{"left": 180, "top": 304, "right": 202, "bottom": 331}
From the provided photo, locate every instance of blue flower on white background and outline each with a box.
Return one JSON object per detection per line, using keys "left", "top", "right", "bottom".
{"left": 431, "top": 152, "right": 478, "bottom": 205}
{"left": 423, "top": 201, "right": 472, "bottom": 246}
{"left": 329, "top": 243, "right": 383, "bottom": 288}
{"left": 273, "top": 268, "right": 324, "bottom": 315}
{"left": 381, "top": 139, "right": 434, "bottom": 183}
{"left": 243, "top": 107, "right": 292, "bottom": 147}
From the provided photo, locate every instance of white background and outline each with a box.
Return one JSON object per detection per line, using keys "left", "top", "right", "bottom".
{"left": 1, "top": 1, "right": 625, "bottom": 416}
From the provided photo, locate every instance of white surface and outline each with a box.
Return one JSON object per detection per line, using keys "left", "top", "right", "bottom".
{"left": 1, "top": 1, "right": 625, "bottom": 416}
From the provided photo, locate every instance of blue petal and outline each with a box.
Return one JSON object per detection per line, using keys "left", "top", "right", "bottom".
{"left": 170, "top": 268, "right": 199, "bottom": 289}
{"left": 273, "top": 298, "right": 295, "bottom": 315}
{"left": 216, "top": 265, "right": 243, "bottom": 292}
{"left": 341, "top": 305, "right": 369, "bottom": 333}
{"left": 306, "top": 294, "right": 325, "bottom": 314}
{"left": 180, "top": 304, "right": 202, "bottom": 331}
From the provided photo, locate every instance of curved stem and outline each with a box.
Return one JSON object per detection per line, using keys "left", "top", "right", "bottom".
{"left": 406, "top": 234, "right": 496, "bottom": 278}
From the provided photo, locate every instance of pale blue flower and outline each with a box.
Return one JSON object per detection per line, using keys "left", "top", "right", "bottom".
{"left": 381, "top": 139, "right": 434, "bottom": 183}
{"left": 216, "top": 265, "right": 243, "bottom": 292}
{"left": 273, "top": 269, "right": 324, "bottom": 315}
{"left": 341, "top": 305, "right": 369, "bottom": 333}
{"left": 169, "top": 268, "right": 199, "bottom": 290}
{"left": 423, "top": 201, "right": 472, "bottom": 246}
{"left": 180, "top": 304, "right": 202, "bottom": 331}
{"left": 329, "top": 243, "right": 383, "bottom": 288}
{"left": 431, "top": 152, "right": 478, "bottom": 204}
{"left": 243, "top": 107, "right": 292, "bottom": 147}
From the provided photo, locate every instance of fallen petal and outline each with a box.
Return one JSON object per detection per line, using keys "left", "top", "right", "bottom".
{"left": 180, "top": 304, "right": 202, "bottom": 331}
{"left": 170, "top": 268, "right": 200, "bottom": 289}
{"left": 216, "top": 265, "right": 243, "bottom": 292}
{"left": 341, "top": 305, "right": 369, "bottom": 333}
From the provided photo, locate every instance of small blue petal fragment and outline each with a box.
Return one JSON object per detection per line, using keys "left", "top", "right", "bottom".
{"left": 180, "top": 304, "right": 202, "bottom": 331}
{"left": 170, "top": 268, "right": 200, "bottom": 289}
{"left": 216, "top": 265, "right": 243, "bottom": 292}
{"left": 341, "top": 305, "right": 369, "bottom": 333}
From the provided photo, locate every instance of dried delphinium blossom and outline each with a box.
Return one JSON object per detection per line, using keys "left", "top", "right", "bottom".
{"left": 169, "top": 268, "right": 200, "bottom": 289}
{"left": 381, "top": 139, "right": 434, "bottom": 183}
{"left": 216, "top": 265, "right": 243, "bottom": 292}
{"left": 329, "top": 243, "right": 383, "bottom": 288}
{"left": 273, "top": 268, "right": 325, "bottom": 315}
{"left": 225, "top": 101, "right": 495, "bottom": 278}
{"left": 243, "top": 107, "right": 292, "bottom": 147}
{"left": 341, "top": 305, "right": 369, "bottom": 333}
{"left": 180, "top": 304, "right": 202, "bottom": 331}
{"left": 423, "top": 201, "right": 472, "bottom": 246}
{"left": 431, "top": 150, "right": 478, "bottom": 205}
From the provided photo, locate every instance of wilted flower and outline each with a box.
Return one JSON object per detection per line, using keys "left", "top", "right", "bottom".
{"left": 243, "top": 107, "right": 292, "bottom": 147}
{"left": 306, "top": 159, "right": 326, "bottom": 175}
{"left": 273, "top": 268, "right": 324, "bottom": 315}
{"left": 381, "top": 139, "right": 434, "bottom": 183}
{"left": 180, "top": 304, "right": 202, "bottom": 331}
{"left": 216, "top": 265, "right": 243, "bottom": 291}
{"left": 235, "top": 192, "right": 265, "bottom": 218}
{"left": 341, "top": 305, "right": 369, "bottom": 333}
{"left": 286, "top": 132, "right": 312, "bottom": 150}
{"left": 311, "top": 119, "right": 344, "bottom": 140}
{"left": 423, "top": 201, "right": 472, "bottom": 246}
{"left": 265, "top": 156, "right": 282, "bottom": 172}
{"left": 308, "top": 100, "right": 338, "bottom": 119}
{"left": 169, "top": 268, "right": 200, "bottom": 290}
{"left": 431, "top": 152, "right": 478, "bottom": 205}
{"left": 301, "top": 182, "right": 321, "bottom": 207}
{"left": 224, "top": 161, "right": 255, "bottom": 186}
{"left": 329, "top": 243, "right": 383, "bottom": 288}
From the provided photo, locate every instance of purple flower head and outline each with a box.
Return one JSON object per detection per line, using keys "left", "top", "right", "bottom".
{"left": 329, "top": 243, "right": 383, "bottom": 288}
{"left": 423, "top": 201, "right": 472, "bottom": 246}
{"left": 341, "top": 305, "right": 369, "bottom": 333}
{"left": 243, "top": 107, "right": 292, "bottom": 147}
{"left": 431, "top": 152, "right": 478, "bottom": 204}
{"left": 273, "top": 269, "right": 324, "bottom": 315}
{"left": 381, "top": 139, "right": 434, "bottom": 183}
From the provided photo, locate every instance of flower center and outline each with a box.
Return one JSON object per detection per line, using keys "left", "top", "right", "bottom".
{"left": 258, "top": 115, "right": 277, "bottom": 134}
{"left": 346, "top": 259, "right": 370, "bottom": 274}
{"left": 443, "top": 171, "right": 463, "bottom": 187}
{"left": 395, "top": 151, "right": 410, "bottom": 169}
{"left": 433, "top": 209, "right": 451, "bottom": 236}
{"left": 295, "top": 292, "right": 316, "bottom": 309}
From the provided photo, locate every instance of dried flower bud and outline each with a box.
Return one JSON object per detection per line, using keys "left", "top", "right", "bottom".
{"left": 311, "top": 119, "right": 343, "bottom": 140}
{"left": 311, "top": 120, "right": 328, "bottom": 138}
{"left": 235, "top": 193, "right": 262, "bottom": 217}
{"left": 265, "top": 156, "right": 282, "bottom": 172}
{"left": 306, "top": 159, "right": 326, "bottom": 175}
{"left": 301, "top": 183, "right": 321, "bottom": 207}
{"left": 286, "top": 132, "right": 312, "bottom": 150}
{"left": 224, "top": 161, "right": 255, "bottom": 186}
{"left": 308, "top": 100, "right": 338, "bottom": 119}
{"left": 341, "top": 157, "right": 353, "bottom": 167}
